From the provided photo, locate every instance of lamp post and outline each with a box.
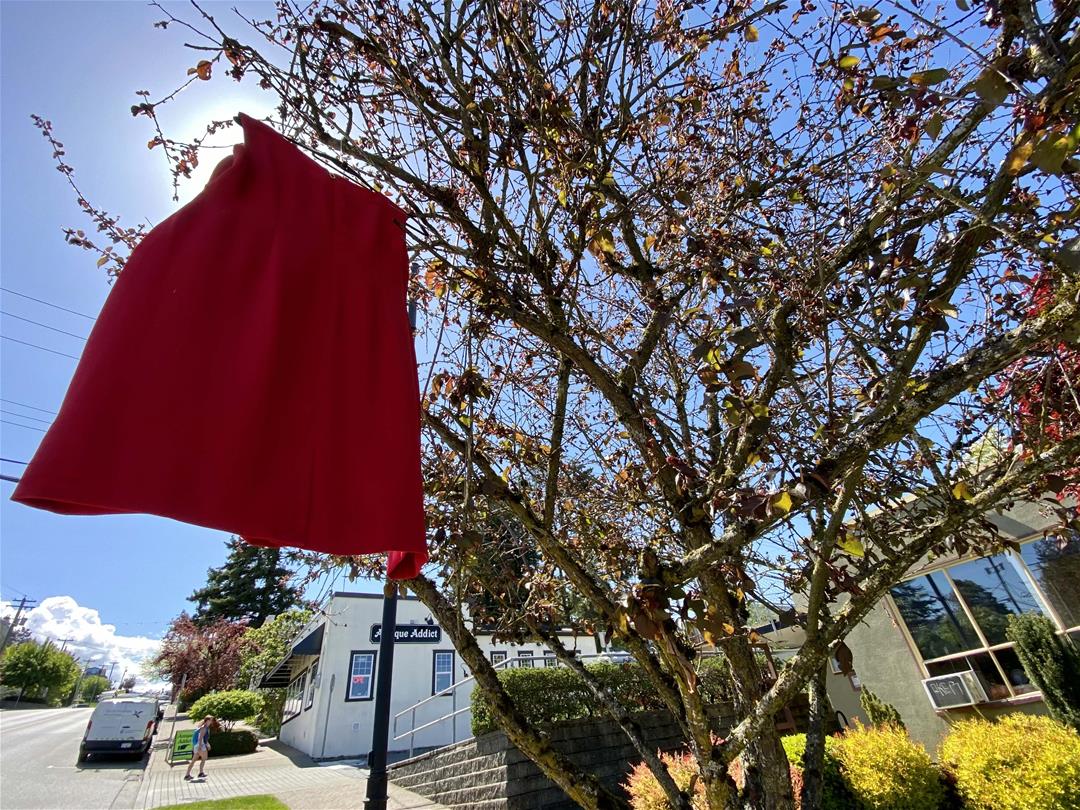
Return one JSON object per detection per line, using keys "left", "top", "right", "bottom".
{"left": 364, "top": 276, "right": 418, "bottom": 810}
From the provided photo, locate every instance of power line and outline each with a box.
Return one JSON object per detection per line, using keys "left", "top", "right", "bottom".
{"left": 0, "top": 419, "right": 47, "bottom": 433}
{"left": 0, "top": 409, "right": 51, "bottom": 425}
{"left": 1, "top": 335, "right": 81, "bottom": 360}
{"left": 0, "top": 458, "right": 30, "bottom": 465}
{"left": 1, "top": 311, "right": 88, "bottom": 341}
{"left": 1, "top": 399, "right": 58, "bottom": 416}
{"left": 0, "top": 288, "right": 98, "bottom": 320}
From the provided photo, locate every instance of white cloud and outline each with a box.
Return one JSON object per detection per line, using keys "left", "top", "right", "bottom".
{"left": 4, "top": 596, "right": 165, "bottom": 690}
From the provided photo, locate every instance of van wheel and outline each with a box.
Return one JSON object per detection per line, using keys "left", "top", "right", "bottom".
{"left": 78, "top": 749, "right": 89, "bottom": 764}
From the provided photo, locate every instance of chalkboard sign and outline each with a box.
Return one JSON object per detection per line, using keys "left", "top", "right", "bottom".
{"left": 922, "top": 672, "right": 985, "bottom": 709}
{"left": 370, "top": 623, "right": 442, "bottom": 644}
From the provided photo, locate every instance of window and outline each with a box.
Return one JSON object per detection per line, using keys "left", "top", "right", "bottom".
{"left": 304, "top": 659, "right": 319, "bottom": 711}
{"left": 889, "top": 537, "right": 1079, "bottom": 704}
{"left": 543, "top": 652, "right": 558, "bottom": 668}
{"left": 346, "top": 651, "right": 376, "bottom": 701}
{"left": 490, "top": 650, "right": 507, "bottom": 668}
{"left": 432, "top": 650, "right": 454, "bottom": 696}
{"left": 517, "top": 650, "right": 534, "bottom": 668}
{"left": 283, "top": 670, "right": 305, "bottom": 723}
{"left": 1019, "top": 532, "right": 1080, "bottom": 628}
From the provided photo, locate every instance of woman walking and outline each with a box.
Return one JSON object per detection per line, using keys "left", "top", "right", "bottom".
{"left": 184, "top": 716, "right": 213, "bottom": 780}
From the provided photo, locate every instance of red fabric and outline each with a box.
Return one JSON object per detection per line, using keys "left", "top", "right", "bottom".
{"left": 12, "top": 114, "right": 426, "bottom": 579}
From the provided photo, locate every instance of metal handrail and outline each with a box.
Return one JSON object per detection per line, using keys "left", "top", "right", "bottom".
{"left": 391, "top": 651, "right": 630, "bottom": 759}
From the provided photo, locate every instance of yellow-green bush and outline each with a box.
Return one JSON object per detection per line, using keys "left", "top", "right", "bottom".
{"left": 939, "top": 714, "right": 1080, "bottom": 810}
{"left": 781, "top": 733, "right": 852, "bottom": 810}
{"left": 831, "top": 722, "right": 945, "bottom": 810}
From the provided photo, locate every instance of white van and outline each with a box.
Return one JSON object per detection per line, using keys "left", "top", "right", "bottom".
{"left": 78, "top": 697, "right": 159, "bottom": 762}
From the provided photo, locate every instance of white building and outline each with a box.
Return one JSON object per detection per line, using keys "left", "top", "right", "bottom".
{"left": 260, "top": 591, "right": 602, "bottom": 760}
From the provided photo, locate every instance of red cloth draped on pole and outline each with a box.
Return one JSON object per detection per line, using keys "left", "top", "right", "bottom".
{"left": 12, "top": 114, "right": 427, "bottom": 579}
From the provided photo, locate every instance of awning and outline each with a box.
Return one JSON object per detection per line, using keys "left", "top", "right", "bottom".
{"left": 258, "top": 623, "right": 325, "bottom": 688}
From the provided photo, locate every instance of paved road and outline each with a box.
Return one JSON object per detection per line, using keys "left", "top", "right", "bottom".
{"left": 0, "top": 708, "right": 145, "bottom": 810}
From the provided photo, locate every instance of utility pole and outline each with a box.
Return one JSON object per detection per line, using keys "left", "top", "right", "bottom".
{"left": 108, "top": 662, "right": 117, "bottom": 685}
{"left": 0, "top": 596, "right": 35, "bottom": 657}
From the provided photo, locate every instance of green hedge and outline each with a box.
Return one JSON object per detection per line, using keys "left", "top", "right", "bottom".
{"left": 470, "top": 657, "right": 730, "bottom": 736}
{"left": 207, "top": 729, "right": 259, "bottom": 757}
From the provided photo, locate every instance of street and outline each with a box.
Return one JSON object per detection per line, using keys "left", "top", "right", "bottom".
{"left": 0, "top": 708, "right": 144, "bottom": 810}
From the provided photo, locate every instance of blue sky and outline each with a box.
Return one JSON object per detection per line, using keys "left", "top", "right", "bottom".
{"left": 0, "top": 1, "right": 298, "bottom": 655}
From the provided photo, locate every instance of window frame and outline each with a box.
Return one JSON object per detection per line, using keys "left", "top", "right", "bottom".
{"left": 345, "top": 650, "right": 377, "bottom": 702}
{"left": 490, "top": 650, "right": 507, "bottom": 668}
{"left": 304, "top": 658, "right": 319, "bottom": 712}
{"left": 887, "top": 534, "right": 1078, "bottom": 704}
{"left": 432, "top": 650, "right": 454, "bottom": 696}
{"left": 282, "top": 667, "right": 307, "bottom": 725}
{"left": 517, "top": 650, "right": 535, "bottom": 668}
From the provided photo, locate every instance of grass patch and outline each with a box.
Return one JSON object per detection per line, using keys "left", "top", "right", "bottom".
{"left": 156, "top": 795, "right": 288, "bottom": 810}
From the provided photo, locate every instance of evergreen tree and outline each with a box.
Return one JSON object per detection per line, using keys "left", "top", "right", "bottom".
{"left": 1006, "top": 613, "right": 1080, "bottom": 731}
{"left": 189, "top": 537, "right": 301, "bottom": 628}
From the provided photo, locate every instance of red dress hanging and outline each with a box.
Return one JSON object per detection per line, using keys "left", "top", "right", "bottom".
{"left": 12, "top": 114, "right": 426, "bottom": 579}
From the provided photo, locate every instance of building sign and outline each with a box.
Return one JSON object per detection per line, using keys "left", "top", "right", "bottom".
{"left": 922, "top": 672, "right": 984, "bottom": 709}
{"left": 369, "top": 623, "right": 442, "bottom": 644}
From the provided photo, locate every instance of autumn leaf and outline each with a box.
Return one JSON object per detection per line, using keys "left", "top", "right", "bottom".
{"left": 910, "top": 68, "right": 949, "bottom": 86}
{"left": 771, "top": 491, "right": 793, "bottom": 513}
{"left": 972, "top": 68, "right": 1011, "bottom": 109}
{"left": 188, "top": 60, "right": 213, "bottom": 81}
{"left": 1005, "top": 137, "right": 1035, "bottom": 175}
{"left": 838, "top": 54, "right": 861, "bottom": 70}
{"left": 744, "top": 24, "right": 759, "bottom": 43}
{"left": 837, "top": 532, "right": 865, "bottom": 557}
{"left": 952, "top": 481, "right": 975, "bottom": 500}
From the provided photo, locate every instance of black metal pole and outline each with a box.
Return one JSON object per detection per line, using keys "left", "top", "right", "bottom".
{"left": 365, "top": 271, "right": 417, "bottom": 810}
{"left": 365, "top": 581, "right": 398, "bottom": 810}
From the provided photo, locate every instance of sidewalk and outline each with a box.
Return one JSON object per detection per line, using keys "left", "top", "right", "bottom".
{"left": 137, "top": 710, "right": 445, "bottom": 810}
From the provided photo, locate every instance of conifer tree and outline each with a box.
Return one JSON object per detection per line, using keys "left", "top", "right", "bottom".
{"left": 189, "top": 537, "right": 301, "bottom": 628}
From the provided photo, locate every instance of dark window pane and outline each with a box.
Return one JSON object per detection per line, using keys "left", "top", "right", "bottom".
{"left": 891, "top": 572, "right": 980, "bottom": 659}
{"left": 993, "top": 647, "right": 1036, "bottom": 695}
{"left": 925, "top": 653, "right": 1009, "bottom": 701}
{"left": 950, "top": 554, "right": 1045, "bottom": 644}
{"left": 1020, "top": 533, "right": 1080, "bottom": 628}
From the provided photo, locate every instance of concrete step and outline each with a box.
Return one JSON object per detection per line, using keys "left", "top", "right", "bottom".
{"left": 428, "top": 779, "right": 510, "bottom": 807}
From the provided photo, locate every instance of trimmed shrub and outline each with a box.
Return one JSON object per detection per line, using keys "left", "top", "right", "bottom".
{"left": 781, "top": 733, "right": 852, "bottom": 810}
{"left": 830, "top": 722, "right": 944, "bottom": 810}
{"left": 471, "top": 658, "right": 732, "bottom": 736}
{"left": 860, "top": 688, "right": 905, "bottom": 729}
{"left": 188, "top": 690, "right": 264, "bottom": 731}
{"left": 206, "top": 729, "right": 258, "bottom": 757}
{"left": 939, "top": 714, "right": 1080, "bottom": 810}
{"left": 1006, "top": 613, "right": 1080, "bottom": 730}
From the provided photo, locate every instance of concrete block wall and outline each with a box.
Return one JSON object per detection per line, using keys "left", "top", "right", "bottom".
{"left": 389, "top": 708, "right": 731, "bottom": 809}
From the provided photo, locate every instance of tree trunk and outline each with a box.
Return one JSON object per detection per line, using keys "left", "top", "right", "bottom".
{"left": 800, "top": 664, "right": 828, "bottom": 809}
{"left": 724, "top": 640, "right": 794, "bottom": 810}
{"left": 409, "top": 574, "right": 630, "bottom": 810}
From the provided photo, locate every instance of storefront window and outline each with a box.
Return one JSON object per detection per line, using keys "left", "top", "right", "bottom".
{"left": 1020, "top": 533, "right": 1080, "bottom": 628}
{"left": 948, "top": 553, "right": 1045, "bottom": 644}
{"left": 346, "top": 651, "right": 376, "bottom": 701}
{"left": 432, "top": 651, "right": 454, "bottom": 696}
{"left": 890, "top": 571, "right": 980, "bottom": 659}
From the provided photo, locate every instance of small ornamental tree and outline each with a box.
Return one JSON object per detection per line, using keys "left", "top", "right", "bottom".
{"left": 237, "top": 609, "right": 311, "bottom": 734}
{"left": 860, "top": 688, "right": 905, "bottom": 730}
{"left": 188, "top": 689, "right": 264, "bottom": 731}
{"left": 1006, "top": 613, "right": 1080, "bottom": 731}
{"left": 39, "top": 0, "right": 1080, "bottom": 805}
{"left": 149, "top": 614, "right": 247, "bottom": 705}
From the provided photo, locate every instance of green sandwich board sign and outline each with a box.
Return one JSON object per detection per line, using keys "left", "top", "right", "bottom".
{"left": 171, "top": 729, "right": 194, "bottom": 763}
